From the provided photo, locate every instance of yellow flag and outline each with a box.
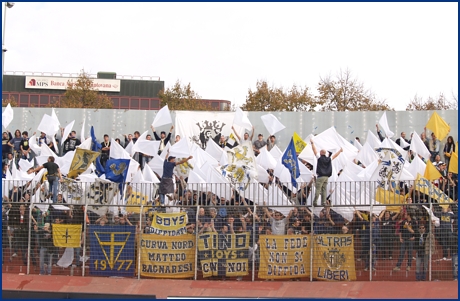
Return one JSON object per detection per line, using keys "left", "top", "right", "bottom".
{"left": 126, "top": 190, "right": 150, "bottom": 213}
{"left": 424, "top": 160, "right": 442, "bottom": 181}
{"left": 426, "top": 111, "right": 450, "bottom": 141}
{"left": 52, "top": 224, "right": 82, "bottom": 247}
{"left": 414, "top": 174, "right": 453, "bottom": 208}
{"left": 448, "top": 152, "right": 458, "bottom": 174}
{"left": 68, "top": 148, "right": 100, "bottom": 179}
{"left": 292, "top": 132, "right": 306, "bottom": 153}
{"left": 375, "top": 187, "right": 406, "bottom": 213}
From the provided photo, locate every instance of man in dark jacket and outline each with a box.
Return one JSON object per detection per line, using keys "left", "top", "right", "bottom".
{"left": 34, "top": 223, "right": 56, "bottom": 275}
{"left": 310, "top": 139, "right": 342, "bottom": 206}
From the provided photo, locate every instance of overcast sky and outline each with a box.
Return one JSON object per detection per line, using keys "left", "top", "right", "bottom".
{"left": 2, "top": 2, "right": 458, "bottom": 111}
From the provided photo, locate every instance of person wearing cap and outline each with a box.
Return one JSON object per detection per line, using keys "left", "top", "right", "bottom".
{"left": 253, "top": 134, "right": 267, "bottom": 157}
{"left": 158, "top": 150, "right": 192, "bottom": 206}
{"left": 28, "top": 156, "right": 62, "bottom": 204}
{"left": 310, "top": 139, "right": 343, "bottom": 207}
{"left": 152, "top": 125, "right": 174, "bottom": 155}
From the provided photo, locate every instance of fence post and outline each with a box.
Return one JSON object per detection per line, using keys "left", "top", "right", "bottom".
{"left": 82, "top": 204, "right": 88, "bottom": 277}
{"left": 195, "top": 205, "right": 200, "bottom": 281}
{"left": 310, "top": 192, "right": 314, "bottom": 282}
{"left": 252, "top": 203, "right": 256, "bottom": 282}
{"left": 26, "top": 201, "right": 33, "bottom": 275}
{"left": 369, "top": 187, "right": 373, "bottom": 282}
{"left": 137, "top": 205, "right": 143, "bottom": 280}
{"left": 429, "top": 201, "right": 432, "bottom": 282}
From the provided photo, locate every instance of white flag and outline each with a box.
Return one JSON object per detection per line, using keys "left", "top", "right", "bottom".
{"left": 37, "top": 114, "right": 60, "bottom": 136}
{"left": 410, "top": 130, "right": 431, "bottom": 160}
{"left": 378, "top": 112, "right": 394, "bottom": 138}
{"left": 152, "top": 105, "right": 172, "bottom": 127}
{"left": 168, "top": 136, "right": 192, "bottom": 158}
{"left": 260, "top": 113, "right": 285, "bottom": 135}
{"left": 109, "top": 138, "right": 130, "bottom": 159}
{"left": 61, "top": 120, "right": 75, "bottom": 146}
{"left": 233, "top": 107, "right": 252, "bottom": 131}
{"left": 2, "top": 103, "right": 14, "bottom": 129}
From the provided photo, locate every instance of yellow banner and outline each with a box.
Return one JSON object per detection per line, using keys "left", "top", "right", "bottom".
{"left": 414, "top": 174, "right": 453, "bottom": 208}
{"left": 313, "top": 234, "right": 356, "bottom": 281}
{"left": 375, "top": 187, "right": 406, "bottom": 213}
{"left": 198, "top": 232, "right": 250, "bottom": 278}
{"left": 68, "top": 148, "right": 100, "bottom": 179}
{"left": 140, "top": 234, "right": 195, "bottom": 278}
{"left": 293, "top": 132, "right": 306, "bottom": 153}
{"left": 52, "top": 224, "right": 82, "bottom": 248}
{"left": 258, "top": 235, "right": 311, "bottom": 279}
{"left": 145, "top": 212, "right": 188, "bottom": 236}
{"left": 126, "top": 190, "right": 149, "bottom": 214}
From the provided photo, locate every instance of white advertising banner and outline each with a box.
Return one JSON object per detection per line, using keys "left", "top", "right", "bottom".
{"left": 25, "top": 76, "right": 121, "bottom": 92}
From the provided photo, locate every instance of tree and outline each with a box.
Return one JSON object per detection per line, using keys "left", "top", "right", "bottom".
{"left": 2, "top": 96, "right": 18, "bottom": 107}
{"left": 242, "top": 80, "right": 317, "bottom": 111}
{"left": 158, "top": 80, "right": 211, "bottom": 111}
{"left": 51, "top": 70, "right": 113, "bottom": 109}
{"left": 317, "top": 68, "right": 393, "bottom": 111}
{"left": 405, "top": 93, "right": 457, "bottom": 111}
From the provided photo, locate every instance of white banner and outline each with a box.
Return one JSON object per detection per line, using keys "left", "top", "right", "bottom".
{"left": 25, "top": 76, "right": 121, "bottom": 92}
{"left": 175, "top": 111, "right": 236, "bottom": 150}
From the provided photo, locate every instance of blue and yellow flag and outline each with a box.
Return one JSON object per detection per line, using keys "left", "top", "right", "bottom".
{"left": 105, "top": 158, "right": 130, "bottom": 183}
{"left": 52, "top": 224, "right": 82, "bottom": 248}
{"left": 282, "top": 138, "right": 300, "bottom": 188}
{"left": 68, "top": 148, "right": 100, "bottom": 179}
{"left": 89, "top": 225, "right": 136, "bottom": 277}
{"left": 414, "top": 174, "right": 453, "bottom": 208}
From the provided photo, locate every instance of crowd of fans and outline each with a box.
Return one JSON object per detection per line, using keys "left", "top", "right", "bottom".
{"left": 1, "top": 121, "right": 458, "bottom": 280}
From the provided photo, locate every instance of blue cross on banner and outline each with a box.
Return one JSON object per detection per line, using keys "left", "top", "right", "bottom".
{"left": 89, "top": 225, "right": 136, "bottom": 277}
{"left": 282, "top": 138, "right": 300, "bottom": 188}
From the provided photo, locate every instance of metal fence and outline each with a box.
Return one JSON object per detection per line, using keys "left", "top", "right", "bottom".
{"left": 2, "top": 180, "right": 458, "bottom": 281}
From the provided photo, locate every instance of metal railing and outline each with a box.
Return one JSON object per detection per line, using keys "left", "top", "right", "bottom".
{"left": 2, "top": 179, "right": 457, "bottom": 281}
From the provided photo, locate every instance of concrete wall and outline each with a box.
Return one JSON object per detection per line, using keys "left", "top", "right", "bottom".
{"left": 2, "top": 107, "right": 457, "bottom": 150}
